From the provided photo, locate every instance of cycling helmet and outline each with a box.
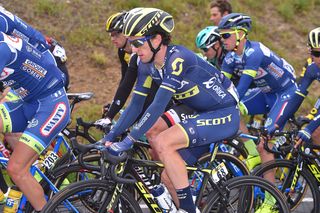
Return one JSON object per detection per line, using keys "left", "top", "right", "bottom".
{"left": 218, "top": 13, "right": 252, "bottom": 32}
{"left": 105, "top": 11, "right": 127, "bottom": 32}
{"left": 308, "top": 27, "right": 320, "bottom": 49}
{"left": 196, "top": 26, "right": 221, "bottom": 49}
{"left": 122, "top": 8, "right": 174, "bottom": 37}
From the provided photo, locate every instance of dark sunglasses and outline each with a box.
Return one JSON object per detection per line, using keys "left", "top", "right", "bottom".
{"left": 201, "top": 47, "right": 209, "bottom": 52}
{"left": 311, "top": 50, "right": 320, "bottom": 57}
{"left": 220, "top": 31, "right": 237, "bottom": 39}
{"left": 128, "top": 35, "right": 154, "bottom": 48}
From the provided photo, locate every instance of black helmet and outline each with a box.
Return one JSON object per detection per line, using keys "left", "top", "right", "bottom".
{"left": 122, "top": 8, "right": 174, "bottom": 37}
{"left": 105, "top": 11, "right": 127, "bottom": 32}
{"left": 308, "top": 27, "right": 320, "bottom": 49}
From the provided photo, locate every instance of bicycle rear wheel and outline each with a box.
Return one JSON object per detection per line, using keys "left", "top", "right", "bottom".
{"left": 202, "top": 176, "right": 290, "bottom": 213}
{"left": 41, "top": 179, "right": 142, "bottom": 213}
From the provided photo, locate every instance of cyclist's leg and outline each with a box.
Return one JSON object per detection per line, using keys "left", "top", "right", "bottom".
{"left": 261, "top": 85, "right": 297, "bottom": 181}
{"left": 154, "top": 106, "right": 239, "bottom": 212}
{"left": 6, "top": 89, "right": 70, "bottom": 211}
{"left": 241, "top": 88, "right": 268, "bottom": 170}
{"left": 146, "top": 104, "right": 195, "bottom": 160}
{"left": 7, "top": 142, "right": 44, "bottom": 209}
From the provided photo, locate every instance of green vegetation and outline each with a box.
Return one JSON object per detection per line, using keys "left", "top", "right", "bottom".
{"left": 2, "top": 0, "right": 320, "bottom": 122}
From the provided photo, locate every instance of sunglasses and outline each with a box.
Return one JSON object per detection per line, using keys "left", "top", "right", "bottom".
{"left": 220, "top": 31, "right": 237, "bottom": 39}
{"left": 311, "top": 50, "right": 320, "bottom": 58}
{"left": 201, "top": 47, "right": 209, "bottom": 52}
{"left": 128, "top": 35, "right": 154, "bottom": 48}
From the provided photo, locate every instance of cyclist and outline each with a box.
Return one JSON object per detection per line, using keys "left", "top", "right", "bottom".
{"left": 218, "top": 13, "right": 297, "bottom": 212}
{"left": 0, "top": 32, "right": 70, "bottom": 211}
{"left": 209, "top": 0, "right": 232, "bottom": 26}
{"left": 0, "top": 6, "right": 69, "bottom": 90}
{"left": 195, "top": 26, "right": 226, "bottom": 70}
{"left": 102, "top": 8, "right": 240, "bottom": 213}
{"left": 97, "top": 11, "right": 162, "bottom": 128}
{"left": 272, "top": 27, "right": 320, "bottom": 144}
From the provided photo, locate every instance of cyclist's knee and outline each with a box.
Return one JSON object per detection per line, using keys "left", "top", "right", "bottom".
{"left": 7, "top": 160, "right": 28, "bottom": 182}
{"left": 146, "top": 124, "right": 161, "bottom": 142}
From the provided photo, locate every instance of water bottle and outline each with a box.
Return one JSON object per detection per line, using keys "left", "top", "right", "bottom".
{"left": 151, "top": 184, "right": 177, "bottom": 212}
{"left": 3, "top": 186, "right": 23, "bottom": 213}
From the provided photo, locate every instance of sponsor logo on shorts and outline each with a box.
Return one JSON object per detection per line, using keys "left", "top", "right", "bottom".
{"left": 27, "top": 118, "right": 39, "bottom": 128}
{"left": 40, "top": 103, "right": 67, "bottom": 136}
{"left": 196, "top": 114, "right": 232, "bottom": 126}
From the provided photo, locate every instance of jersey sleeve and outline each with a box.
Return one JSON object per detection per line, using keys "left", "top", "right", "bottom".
{"left": 297, "top": 64, "right": 317, "bottom": 94}
{"left": 306, "top": 110, "right": 320, "bottom": 133}
{"left": 106, "top": 54, "right": 138, "bottom": 120}
{"left": 0, "top": 40, "right": 16, "bottom": 70}
{"left": 221, "top": 53, "right": 235, "bottom": 79}
{"left": 237, "top": 47, "right": 264, "bottom": 99}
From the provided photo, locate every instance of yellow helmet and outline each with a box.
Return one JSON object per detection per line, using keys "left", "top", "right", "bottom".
{"left": 122, "top": 8, "right": 174, "bottom": 37}
{"left": 308, "top": 27, "right": 320, "bottom": 48}
{"left": 105, "top": 11, "right": 127, "bottom": 32}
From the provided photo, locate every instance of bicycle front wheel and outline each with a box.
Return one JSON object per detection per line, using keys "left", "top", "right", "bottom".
{"left": 202, "top": 176, "right": 290, "bottom": 213}
{"left": 41, "top": 179, "right": 142, "bottom": 213}
{"left": 252, "top": 159, "right": 320, "bottom": 212}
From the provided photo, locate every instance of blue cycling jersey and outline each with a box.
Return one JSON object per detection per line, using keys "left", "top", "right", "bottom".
{"left": 0, "top": 32, "right": 64, "bottom": 101}
{"left": 108, "top": 45, "right": 239, "bottom": 141}
{"left": 0, "top": 6, "right": 50, "bottom": 52}
{"left": 222, "top": 40, "right": 296, "bottom": 99}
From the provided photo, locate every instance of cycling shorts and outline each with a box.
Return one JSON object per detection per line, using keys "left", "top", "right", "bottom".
{"left": 161, "top": 103, "right": 195, "bottom": 127}
{"left": 177, "top": 105, "right": 240, "bottom": 148}
{"left": 242, "top": 84, "right": 297, "bottom": 132}
{"left": 0, "top": 88, "right": 70, "bottom": 154}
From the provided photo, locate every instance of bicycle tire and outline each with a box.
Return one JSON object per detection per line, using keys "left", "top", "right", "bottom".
{"left": 252, "top": 159, "right": 320, "bottom": 212}
{"left": 198, "top": 152, "right": 249, "bottom": 177}
{"left": 202, "top": 176, "right": 290, "bottom": 213}
{"left": 41, "top": 179, "right": 142, "bottom": 213}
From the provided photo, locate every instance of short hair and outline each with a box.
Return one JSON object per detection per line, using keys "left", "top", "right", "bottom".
{"left": 210, "top": 0, "right": 232, "bottom": 14}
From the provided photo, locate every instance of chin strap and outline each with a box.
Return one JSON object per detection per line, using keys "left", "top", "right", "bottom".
{"left": 233, "top": 29, "right": 247, "bottom": 51}
{"left": 146, "top": 38, "right": 162, "bottom": 63}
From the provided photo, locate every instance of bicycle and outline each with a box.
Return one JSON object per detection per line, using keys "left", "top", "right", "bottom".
{"left": 41, "top": 136, "right": 290, "bottom": 212}
{"left": 0, "top": 92, "right": 96, "bottom": 212}
{"left": 252, "top": 130, "right": 320, "bottom": 212}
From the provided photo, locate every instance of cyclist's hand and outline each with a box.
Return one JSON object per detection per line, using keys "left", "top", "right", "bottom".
{"left": 94, "top": 118, "right": 112, "bottom": 132}
{"left": 238, "top": 101, "right": 248, "bottom": 115}
{"left": 102, "top": 103, "right": 111, "bottom": 118}
{"left": 104, "top": 136, "right": 134, "bottom": 156}
{"left": 296, "top": 128, "right": 312, "bottom": 143}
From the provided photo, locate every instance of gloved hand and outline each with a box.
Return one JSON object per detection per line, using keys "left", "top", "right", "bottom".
{"left": 94, "top": 117, "right": 112, "bottom": 132}
{"left": 106, "top": 136, "right": 135, "bottom": 156}
{"left": 238, "top": 101, "right": 248, "bottom": 115}
{"left": 297, "top": 128, "right": 312, "bottom": 143}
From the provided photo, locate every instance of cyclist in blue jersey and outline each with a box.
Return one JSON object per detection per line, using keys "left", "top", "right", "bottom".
{"left": 272, "top": 27, "right": 320, "bottom": 144}
{"left": 0, "top": 6, "right": 69, "bottom": 90}
{"left": 102, "top": 8, "right": 240, "bottom": 213}
{"left": 218, "top": 13, "right": 297, "bottom": 212}
{"left": 0, "top": 32, "right": 70, "bottom": 211}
